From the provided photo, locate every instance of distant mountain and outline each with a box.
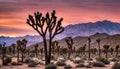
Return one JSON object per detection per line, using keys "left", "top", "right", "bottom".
{"left": 28, "top": 33, "right": 120, "bottom": 50}
{"left": 1, "top": 20, "right": 120, "bottom": 46}
{"left": 57, "top": 20, "right": 120, "bottom": 38}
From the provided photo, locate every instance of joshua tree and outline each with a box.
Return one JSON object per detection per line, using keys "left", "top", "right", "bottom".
{"left": 109, "top": 47, "right": 114, "bottom": 55}
{"left": 51, "top": 41, "right": 59, "bottom": 54}
{"left": 65, "top": 37, "right": 74, "bottom": 59}
{"left": 103, "top": 45, "right": 110, "bottom": 58}
{"left": 115, "top": 45, "right": 119, "bottom": 58}
{"left": 20, "top": 39, "right": 27, "bottom": 62}
{"left": 96, "top": 38, "right": 101, "bottom": 58}
{"left": 88, "top": 37, "right": 91, "bottom": 59}
{"left": 16, "top": 39, "right": 27, "bottom": 62}
{"left": 8, "top": 46, "right": 12, "bottom": 55}
{"left": 83, "top": 44, "right": 86, "bottom": 54}
{"left": 34, "top": 44, "right": 39, "bottom": 57}
{"left": 16, "top": 40, "right": 21, "bottom": 63}
{"left": 27, "top": 10, "right": 64, "bottom": 65}
{"left": 11, "top": 43, "right": 16, "bottom": 56}
{"left": 0, "top": 42, "right": 7, "bottom": 65}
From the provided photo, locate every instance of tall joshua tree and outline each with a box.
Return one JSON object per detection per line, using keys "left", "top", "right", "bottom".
{"left": 88, "top": 37, "right": 91, "bottom": 59}
{"left": 96, "top": 38, "right": 101, "bottom": 58}
{"left": 103, "top": 45, "right": 110, "bottom": 58}
{"left": 27, "top": 10, "right": 64, "bottom": 65}
{"left": 65, "top": 37, "right": 74, "bottom": 59}
{"left": 115, "top": 45, "right": 119, "bottom": 58}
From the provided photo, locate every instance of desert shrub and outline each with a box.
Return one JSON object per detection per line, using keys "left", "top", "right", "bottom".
{"left": 64, "top": 65, "right": 72, "bottom": 69}
{"left": 88, "top": 58, "right": 93, "bottom": 61}
{"left": 73, "top": 59, "right": 84, "bottom": 64}
{"left": 92, "top": 61, "right": 105, "bottom": 67}
{"left": 57, "top": 58, "right": 66, "bottom": 62}
{"left": 85, "top": 62, "right": 92, "bottom": 68}
{"left": 75, "top": 63, "right": 85, "bottom": 68}
{"left": 81, "top": 57, "right": 87, "bottom": 60}
{"left": 56, "top": 61, "right": 66, "bottom": 66}
{"left": 96, "top": 57, "right": 110, "bottom": 64}
{"left": 11, "top": 62, "right": 17, "bottom": 66}
{"left": 45, "top": 64, "right": 57, "bottom": 69}
{"left": 85, "top": 64, "right": 92, "bottom": 68}
{"left": 112, "top": 62, "right": 120, "bottom": 69}
{"left": 3, "top": 57, "right": 12, "bottom": 65}
{"left": 23, "top": 58, "right": 31, "bottom": 63}
{"left": 16, "top": 62, "right": 23, "bottom": 65}
{"left": 28, "top": 60, "right": 37, "bottom": 67}
{"left": 111, "top": 58, "right": 119, "bottom": 62}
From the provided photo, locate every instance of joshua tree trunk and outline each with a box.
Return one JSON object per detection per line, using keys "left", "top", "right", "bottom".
{"left": 21, "top": 53, "right": 24, "bottom": 62}
{"left": 43, "top": 37, "right": 49, "bottom": 65}
{"left": 17, "top": 50, "right": 19, "bottom": 63}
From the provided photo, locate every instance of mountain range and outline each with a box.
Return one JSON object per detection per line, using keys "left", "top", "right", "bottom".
{"left": 1, "top": 20, "right": 120, "bottom": 46}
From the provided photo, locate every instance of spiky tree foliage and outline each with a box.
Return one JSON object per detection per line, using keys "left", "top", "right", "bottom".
{"left": 109, "top": 48, "right": 114, "bottom": 55}
{"left": 65, "top": 37, "right": 74, "bottom": 59}
{"left": 103, "top": 45, "right": 110, "bottom": 58}
{"left": 34, "top": 44, "right": 39, "bottom": 57}
{"left": 96, "top": 38, "right": 101, "bottom": 58}
{"left": 115, "top": 45, "right": 119, "bottom": 58}
{"left": 27, "top": 10, "right": 64, "bottom": 65}
{"left": 88, "top": 37, "right": 91, "bottom": 59}
{"left": 0, "top": 42, "right": 7, "bottom": 65}
{"left": 11, "top": 43, "right": 16, "bottom": 56}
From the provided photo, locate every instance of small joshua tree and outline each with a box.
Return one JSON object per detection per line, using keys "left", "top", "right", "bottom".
{"left": 0, "top": 42, "right": 7, "bottom": 65}
{"left": 88, "top": 37, "right": 91, "bottom": 59}
{"left": 34, "top": 44, "right": 39, "bottom": 57}
{"left": 115, "top": 45, "right": 119, "bottom": 58}
{"left": 16, "top": 40, "right": 21, "bottom": 63}
{"left": 27, "top": 10, "right": 64, "bottom": 65}
{"left": 103, "top": 45, "right": 110, "bottom": 58}
{"left": 20, "top": 39, "right": 27, "bottom": 62}
{"left": 16, "top": 39, "right": 27, "bottom": 62}
{"left": 96, "top": 38, "right": 101, "bottom": 58}
{"left": 83, "top": 44, "right": 86, "bottom": 55}
{"left": 65, "top": 37, "right": 74, "bottom": 59}
{"left": 11, "top": 43, "right": 16, "bottom": 56}
{"left": 109, "top": 47, "right": 114, "bottom": 55}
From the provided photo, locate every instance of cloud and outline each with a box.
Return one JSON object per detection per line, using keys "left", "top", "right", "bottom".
{"left": 0, "top": 0, "right": 120, "bottom": 36}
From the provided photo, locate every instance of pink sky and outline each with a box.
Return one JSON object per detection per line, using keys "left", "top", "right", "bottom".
{"left": 0, "top": 0, "right": 120, "bottom": 37}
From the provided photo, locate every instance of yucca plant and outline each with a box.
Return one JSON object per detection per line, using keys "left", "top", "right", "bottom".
{"left": 103, "top": 45, "right": 110, "bottom": 58}
{"left": 65, "top": 37, "right": 74, "bottom": 59}
{"left": 115, "top": 45, "right": 119, "bottom": 58}
{"left": 88, "top": 37, "right": 91, "bottom": 59}
{"left": 96, "top": 38, "right": 101, "bottom": 58}
{"left": 0, "top": 42, "right": 7, "bottom": 65}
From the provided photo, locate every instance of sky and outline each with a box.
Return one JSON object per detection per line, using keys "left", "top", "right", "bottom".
{"left": 0, "top": 0, "right": 120, "bottom": 37}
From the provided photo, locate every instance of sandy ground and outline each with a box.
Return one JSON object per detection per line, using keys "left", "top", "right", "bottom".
{"left": 0, "top": 58, "right": 114, "bottom": 69}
